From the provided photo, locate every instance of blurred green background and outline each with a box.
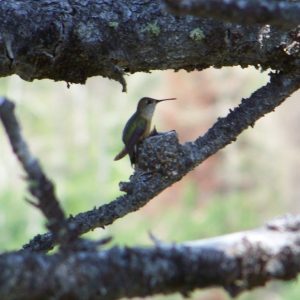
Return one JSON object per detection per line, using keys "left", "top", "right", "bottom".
{"left": 0, "top": 67, "right": 300, "bottom": 299}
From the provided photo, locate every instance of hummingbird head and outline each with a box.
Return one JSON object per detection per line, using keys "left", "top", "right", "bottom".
{"left": 137, "top": 97, "right": 176, "bottom": 118}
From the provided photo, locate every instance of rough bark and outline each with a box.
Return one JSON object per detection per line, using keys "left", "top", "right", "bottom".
{"left": 0, "top": 1, "right": 300, "bottom": 299}
{"left": 2, "top": 216, "right": 300, "bottom": 299}
{"left": 23, "top": 71, "right": 300, "bottom": 252}
{"left": 0, "top": 0, "right": 299, "bottom": 91}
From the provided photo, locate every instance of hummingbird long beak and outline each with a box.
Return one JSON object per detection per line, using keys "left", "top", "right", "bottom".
{"left": 156, "top": 98, "right": 176, "bottom": 103}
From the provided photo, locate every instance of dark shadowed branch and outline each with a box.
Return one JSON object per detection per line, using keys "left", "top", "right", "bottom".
{"left": 23, "top": 71, "right": 300, "bottom": 252}
{"left": 3, "top": 215, "right": 300, "bottom": 299}
{"left": 0, "top": 0, "right": 299, "bottom": 91}
{"left": 164, "top": 0, "right": 300, "bottom": 29}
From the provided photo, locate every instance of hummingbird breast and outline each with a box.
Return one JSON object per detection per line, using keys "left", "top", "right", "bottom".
{"left": 143, "top": 119, "right": 152, "bottom": 138}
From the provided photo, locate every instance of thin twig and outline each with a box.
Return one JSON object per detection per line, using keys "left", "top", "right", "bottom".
{"left": 23, "top": 72, "right": 300, "bottom": 252}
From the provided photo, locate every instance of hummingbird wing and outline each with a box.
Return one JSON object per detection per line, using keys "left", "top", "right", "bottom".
{"left": 122, "top": 114, "right": 147, "bottom": 165}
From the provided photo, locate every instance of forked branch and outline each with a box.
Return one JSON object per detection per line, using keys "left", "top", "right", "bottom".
{"left": 0, "top": 97, "right": 80, "bottom": 247}
{"left": 23, "top": 71, "right": 300, "bottom": 252}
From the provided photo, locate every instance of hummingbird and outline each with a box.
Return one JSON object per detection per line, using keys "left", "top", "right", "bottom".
{"left": 114, "top": 97, "right": 176, "bottom": 165}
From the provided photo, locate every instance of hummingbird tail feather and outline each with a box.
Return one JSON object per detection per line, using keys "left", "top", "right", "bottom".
{"left": 114, "top": 148, "right": 128, "bottom": 161}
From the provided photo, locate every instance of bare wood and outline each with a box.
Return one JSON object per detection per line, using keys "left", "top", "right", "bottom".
{"left": 4, "top": 215, "right": 300, "bottom": 299}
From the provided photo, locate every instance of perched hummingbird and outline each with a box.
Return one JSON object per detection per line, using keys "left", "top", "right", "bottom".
{"left": 114, "top": 97, "right": 176, "bottom": 165}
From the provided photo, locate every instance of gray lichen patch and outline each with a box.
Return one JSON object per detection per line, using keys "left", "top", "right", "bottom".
{"left": 189, "top": 28, "right": 205, "bottom": 42}
{"left": 142, "top": 22, "right": 161, "bottom": 36}
{"left": 108, "top": 21, "right": 119, "bottom": 29}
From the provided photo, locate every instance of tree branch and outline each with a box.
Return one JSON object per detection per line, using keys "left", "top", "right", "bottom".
{"left": 1, "top": 1, "right": 299, "bottom": 298}
{"left": 4, "top": 215, "right": 300, "bottom": 299}
{"left": 164, "top": 0, "right": 300, "bottom": 29}
{"left": 0, "top": 97, "right": 66, "bottom": 234}
{"left": 23, "top": 71, "right": 300, "bottom": 252}
{"left": 0, "top": 0, "right": 299, "bottom": 90}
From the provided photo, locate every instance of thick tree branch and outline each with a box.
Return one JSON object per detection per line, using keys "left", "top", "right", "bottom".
{"left": 164, "top": 0, "right": 300, "bottom": 29}
{"left": 0, "top": 0, "right": 299, "bottom": 90}
{"left": 0, "top": 97, "right": 66, "bottom": 235}
{"left": 0, "top": 1, "right": 299, "bottom": 298}
{"left": 5, "top": 215, "right": 300, "bottom": 299}
{"left": 23, "top": 71, "right": 300, "bottom": 252}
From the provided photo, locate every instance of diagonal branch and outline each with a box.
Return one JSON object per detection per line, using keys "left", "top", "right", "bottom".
{"left": 0, "top": 97, "right": 69, "bottom": 242}
{"left": 185, "top": 71, "right": 300, "bottom": 166}
{"left": 164, "top": 0, "right": 300, "bottom": 29}
{"left": 5, "top": 215, "right": 300, "bottom": 299}
{"left": 23, "top": 71, "right": 300, "bottom": 252}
